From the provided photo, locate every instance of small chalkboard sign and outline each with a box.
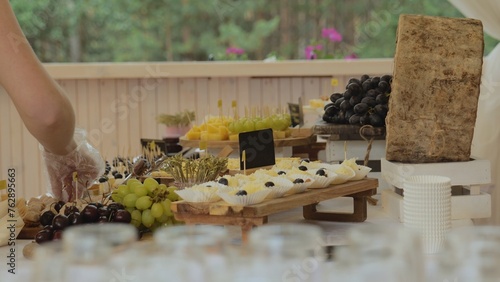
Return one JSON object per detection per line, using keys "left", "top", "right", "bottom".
{"left": 288, "top": 103, "right": 300, "bottom": 127}
{"left": 239, "top": 128, "right": 275, "bottom": 170}
{"left": 288, "top": 97, "right": 305, "bottom": 127}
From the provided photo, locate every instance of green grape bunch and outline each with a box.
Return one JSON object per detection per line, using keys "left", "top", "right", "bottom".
{"left": 111, "top": 177, "right": 183, "bottom": 232}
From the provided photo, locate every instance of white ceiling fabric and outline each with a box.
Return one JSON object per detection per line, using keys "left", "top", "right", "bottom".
{"left": 450, "top": 0, "right": 500, "bottom": 225}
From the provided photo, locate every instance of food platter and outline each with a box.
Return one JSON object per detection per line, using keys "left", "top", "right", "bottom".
{"left": 172, "top": 178, "right": 378, "bottom": 241}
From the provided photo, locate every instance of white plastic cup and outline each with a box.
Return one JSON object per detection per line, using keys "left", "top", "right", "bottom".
{"left": 403, "top": 175, "right": 451, "bottom": 254}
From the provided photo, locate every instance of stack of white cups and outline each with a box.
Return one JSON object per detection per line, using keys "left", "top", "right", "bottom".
{"left": 403, "top": 175, "right": 452, "bottom": 254}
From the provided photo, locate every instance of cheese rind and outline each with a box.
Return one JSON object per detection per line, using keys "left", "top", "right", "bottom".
{"left": 386, "top": 14, "right": 484, "bottom": 163}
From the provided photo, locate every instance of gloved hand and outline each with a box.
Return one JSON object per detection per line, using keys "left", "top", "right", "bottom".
{"left": 41, "top": 128, "right": 104, "bottom": 202}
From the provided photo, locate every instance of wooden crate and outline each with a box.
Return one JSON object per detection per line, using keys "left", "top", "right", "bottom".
{"left": 313, "top": 121, "right": 388, "bottom": 192}
{"left": 380, "top": 158, "right": 492, "bottom": 221}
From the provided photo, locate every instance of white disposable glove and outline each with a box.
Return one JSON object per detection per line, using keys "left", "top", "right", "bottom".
{"left": 41, "top": 128, "right": 104, "bottom": 201}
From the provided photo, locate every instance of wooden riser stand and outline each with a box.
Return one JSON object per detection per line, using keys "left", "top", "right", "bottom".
{"left": 172, "top": 178, "right": 378, "bottom": 242}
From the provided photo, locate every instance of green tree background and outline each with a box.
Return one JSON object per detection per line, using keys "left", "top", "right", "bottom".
{"left": 11, "top": 0, "right": 499, "bottom": 62}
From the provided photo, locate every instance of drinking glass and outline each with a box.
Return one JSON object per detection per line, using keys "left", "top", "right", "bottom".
{"left": 153, "top": 225, "right": 230, "bottom": 282}
{"left": 434, "top": 226, "right": 500, "bottom": 282}
{"left": 32, "top": 241, "right": 67, "bottom": 282}
{"left": 32, "top": 223, "right": 138, "bottom": 282}
{"left": 332, "top": 224, "right": 423, "bottom": 282}
{"left": 233, "top": 223, "right": 326, "bottom": 282}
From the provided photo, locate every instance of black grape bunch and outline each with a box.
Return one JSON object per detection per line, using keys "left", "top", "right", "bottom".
{"left": 323, "top": 74, "right": 392, "bottom": 127}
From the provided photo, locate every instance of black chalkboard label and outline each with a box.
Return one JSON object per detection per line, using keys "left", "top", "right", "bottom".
{"left": 288, "top": 97, "right": 304, "bottom": 127}
{"left": 288, "top": 103, "right": 301, "bottom": 127}
{"left": 239, "top": 129, "right": 275, "bottom": 170}
{"left": 298, "top": 97, "right": 305, "bottom": 127}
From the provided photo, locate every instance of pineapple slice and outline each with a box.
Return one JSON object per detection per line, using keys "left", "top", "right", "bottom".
{"left": 219, "top": 126, "right": 229, "bottom": 140}
{"left": 185, "top": 130, "right": 201, "bottom": 140}
{"left": 207, "top": 133, "right": 224, "bottom": 141}
{"left": 207, "top": 124, "right": 220, "bottom": 134}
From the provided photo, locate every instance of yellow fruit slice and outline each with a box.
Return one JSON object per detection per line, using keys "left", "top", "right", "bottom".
{"left": 207, "top": 133, "right": 223, "bottom": 141}
{"left": 190, "top": 126, "right": 201, "bottom": 132}
{"left": 219, "top": 126, "right": 229, "bottom": 140}
{"left": 185, "top": 131, "right": 201, "bottom": 140}
{"left": 207, "top": 124, "right": 219, "bottom": 134}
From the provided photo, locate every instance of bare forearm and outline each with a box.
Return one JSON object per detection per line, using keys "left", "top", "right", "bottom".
{"left": 0, "top": 0, "right": 76, "bottom": 154}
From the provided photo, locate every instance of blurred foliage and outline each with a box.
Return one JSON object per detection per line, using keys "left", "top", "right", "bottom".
{"left": 11, "top": 0, "right": 499, "bottom": 62}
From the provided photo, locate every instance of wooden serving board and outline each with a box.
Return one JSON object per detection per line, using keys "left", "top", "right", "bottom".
{"left": 179, "top": 128, "right": 316, "bottom": 149}
{"left": 172, "top": 178, "right": 378, "bottom": 241}
{"left": 17, "top": 226, "right": 42, "bottom": 240}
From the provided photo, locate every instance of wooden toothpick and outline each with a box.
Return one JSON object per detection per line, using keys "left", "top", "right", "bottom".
{"left": 344, "top": 141, "right": 347, "bottom": 161}
{"left": 242, "top": 150, "right": 246, "bottom": 175}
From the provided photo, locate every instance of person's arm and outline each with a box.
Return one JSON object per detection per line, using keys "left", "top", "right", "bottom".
{"left": 0, "top": 0, "right": 76, "bottom": 155}
{"left": 0, "top": 1, "right": 104, "bottom": 201}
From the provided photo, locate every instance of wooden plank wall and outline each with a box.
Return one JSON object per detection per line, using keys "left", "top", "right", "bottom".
{"left": 0, "top": 70, "right": 381, "bottom": 199}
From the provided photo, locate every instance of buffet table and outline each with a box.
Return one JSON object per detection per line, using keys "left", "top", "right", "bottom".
{"left": 0, "top": 197, "right": 473, "bottom": 281}
{"left": 0, "top": 198, "right": 389, "bottom": 281}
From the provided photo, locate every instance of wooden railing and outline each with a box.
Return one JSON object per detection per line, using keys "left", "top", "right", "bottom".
{"left": 0, "top": 59, "right": 394, "bottom": 199}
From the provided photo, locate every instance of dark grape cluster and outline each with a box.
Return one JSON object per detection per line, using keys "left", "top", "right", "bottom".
{"left": 323, "top": 74, "right": 392, "bottom": 127}
{"left": 35, "top": 201, "right": 131, "bottom": 244}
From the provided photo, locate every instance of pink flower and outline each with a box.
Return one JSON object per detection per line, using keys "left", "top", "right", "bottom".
{"left": 304, "top": 46, "right": 316, "bottom": 59}
{"left": 322, "top": 28, "right": 342, "bottom": 42}
{"left": 304, "top": 45, "right": 323, "bottom": 60}
{"left": 344, "top": 53, "right": 358, "bottom": 60}
{"left": 226, "top": 47, "right": 245, "bottom": 55}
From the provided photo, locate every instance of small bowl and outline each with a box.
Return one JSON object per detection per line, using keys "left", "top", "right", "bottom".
{"left": 174, "top": 186, "right": 221, "bottom": 203}
{"left": 307, "top": 169, "right": 337, "bottom": 189}
{"left": 351, "top": 165, "right": 372, "bottom": 180}
{"left": 264, "top": 177, "right": 294, "bottom": 199}
{"left": 328, "top": 164, "right": 356, "bottom": 184}
{"left": 286, "top": 174, "right": 314, "bottom": 194}
{"left": 217, "top": 189, "right": 272, "bottom": 206}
